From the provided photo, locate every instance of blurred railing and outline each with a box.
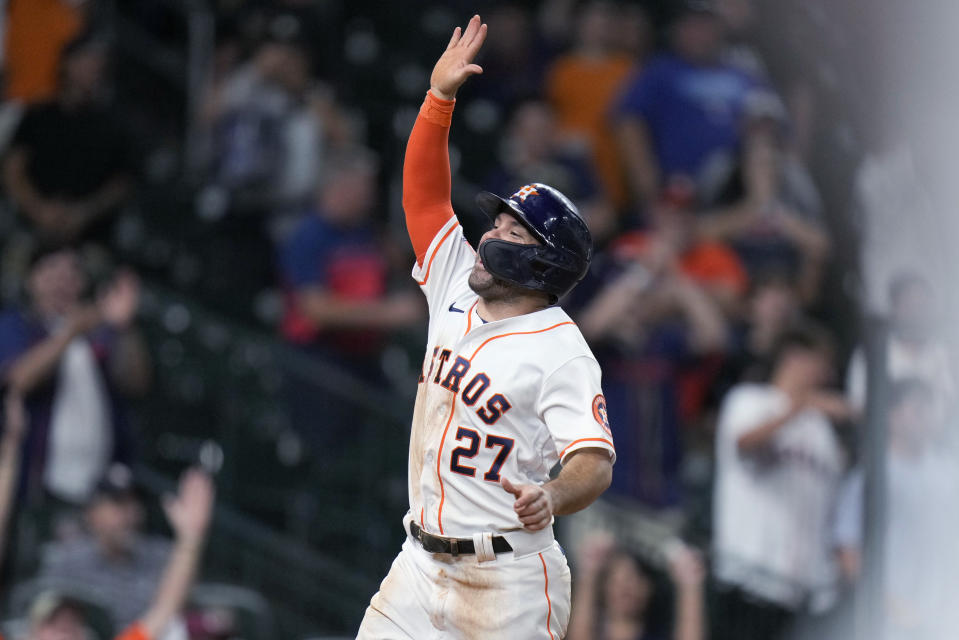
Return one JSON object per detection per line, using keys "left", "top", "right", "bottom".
{"left": 133, "top": 465, "right": 383, "bottom": 637}
{"left": 130, "top": 281, "right": 414, "bottom": 635}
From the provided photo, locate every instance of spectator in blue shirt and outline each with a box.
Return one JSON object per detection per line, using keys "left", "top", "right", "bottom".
{"left": 278, "top": 149, "right": 422, "bottom": 458}
{"left": 279, "top": 149, "right": 422, "bottom": 365}
{"left": 614, "top": 0, "right": 761, "bottom": 209}
{"left": 0, "top": 246, "right": 150, "bottom": 516}
{"left": 568, "top": 210, "right": 728, "bottom": 507}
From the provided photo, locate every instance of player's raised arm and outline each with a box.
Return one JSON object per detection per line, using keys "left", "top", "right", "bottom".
{"left": 403, "top": 15, "right": 487, "bottom": 265}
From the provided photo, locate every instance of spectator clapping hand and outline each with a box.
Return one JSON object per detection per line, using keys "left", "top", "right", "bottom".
{"left": 58, "top": 269, "right": 140, "bottom": 339}
{"left": 802, "top": 390, "right": 856, "bottom": 423}
{"left": 97, "top": 270, "right": 141, "bottom": 330}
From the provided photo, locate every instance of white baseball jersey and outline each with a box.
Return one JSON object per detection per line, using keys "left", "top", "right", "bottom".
{"left": 406, "top": 215, "right": 615, "bottom": 557}
{"left": 359, "top": 213, "right": 613, "bottom": 640}
{"left": 713, "top": 383, "right": 843, "bottom": 611}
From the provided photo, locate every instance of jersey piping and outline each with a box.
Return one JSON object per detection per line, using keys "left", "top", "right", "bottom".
{"left": 434, "top": 320, "right": 577, "bottom": 533}
{"left": 414, "top": 222, "right": 461, "bottom": 286}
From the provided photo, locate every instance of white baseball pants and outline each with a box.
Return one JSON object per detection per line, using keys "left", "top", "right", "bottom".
{"left": 357, "top": 536, "right": 571, "bottom": 639}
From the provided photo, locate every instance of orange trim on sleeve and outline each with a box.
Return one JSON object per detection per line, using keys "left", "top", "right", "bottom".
{"left": 559, "top": 437, "right": 615, "bottom": 461}
{"left": 539, "top": 553, "right": 556, "bottom": 640}
{"left": 414, "top": 222, "right": 460, "bottom": 286}
{"left": 404, "top": 92, "right": 458, "bottom": 265}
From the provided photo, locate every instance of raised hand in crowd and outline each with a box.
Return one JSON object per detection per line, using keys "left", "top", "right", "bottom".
{"left": 665, "top": 541, "right": 707, "bottom": 640}
{"left": 135, "top": 469, "right": 215, "bottom": 639}
{"left": 0, "top": 392, "right": 27, "bottom": 576}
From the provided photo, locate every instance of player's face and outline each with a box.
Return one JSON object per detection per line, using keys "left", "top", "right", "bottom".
{"left": 469, "top": 213, "right": 539, "bottom": 299}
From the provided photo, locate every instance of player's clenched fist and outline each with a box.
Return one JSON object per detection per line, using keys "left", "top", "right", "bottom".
{"left": 501, "top": 476, "right": 554, "bottom": 531}
{"left": 429, "top": 14, "right": 488, "bottom": 101}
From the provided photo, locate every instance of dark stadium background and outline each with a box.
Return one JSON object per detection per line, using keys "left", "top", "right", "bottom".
{"left": 0, "top": 1, "right": 954, "bottom": 639}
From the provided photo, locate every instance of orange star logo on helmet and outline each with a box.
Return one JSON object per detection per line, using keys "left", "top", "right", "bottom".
{"left": 513, "top": 185, "right": 540, "bottom": 202}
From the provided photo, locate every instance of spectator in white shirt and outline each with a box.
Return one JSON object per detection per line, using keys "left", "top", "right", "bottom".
{"left": 846, "top": 271, "right": 955, "bottom": 417}
{"left": 833, "top": 378, "right": 959, "bottom": 640}
{"left": 0, "top": 246, "right": 149, "bottom": 517}
{"left": 712, "top": 324, "right": 853, "bottom": 640}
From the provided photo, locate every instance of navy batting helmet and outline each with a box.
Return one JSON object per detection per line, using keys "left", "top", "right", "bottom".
{"left": 475, "top": 183, "right": 592, "bottom": 303}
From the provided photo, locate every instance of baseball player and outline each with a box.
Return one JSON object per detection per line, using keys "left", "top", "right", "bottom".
{"left": 357, "top": 15, "right": 615, "bottom": 640}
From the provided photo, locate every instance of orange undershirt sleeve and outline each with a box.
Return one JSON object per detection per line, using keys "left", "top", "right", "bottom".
{"left": 403, "top": 91, "right": 457, "bottom": 266}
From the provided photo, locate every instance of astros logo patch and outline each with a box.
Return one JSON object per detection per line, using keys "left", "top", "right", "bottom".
{"left": 592, "top": 394, "right": 612, "bottom": 437}
{"left": 513, "top": 184, "right": 540, "bottom": 202}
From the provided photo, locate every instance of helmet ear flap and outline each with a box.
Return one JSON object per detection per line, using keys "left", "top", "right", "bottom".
{"left": 529, "top": 256, "right": 550, "bottom": 276}
{"left": 479, "top": 239, "right": 585, "bottom": 302}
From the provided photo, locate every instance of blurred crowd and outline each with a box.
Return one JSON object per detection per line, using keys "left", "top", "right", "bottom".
{"left": 0, "top": 0, "right": 952, "bottom": 638}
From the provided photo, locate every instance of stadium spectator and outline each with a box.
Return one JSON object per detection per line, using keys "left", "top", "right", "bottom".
{"left": 614, "top": 0, "right": 761, "bottom": 208}
{"left": 3, "top": 0, "right": 88, "bottom": 104}
{"left": 568, "top": 532, "right": 706, "bottom": 640}
{"left": 457, "top": 3, "right": 549, "bottom": 108}
{"left": 544, "top": 0, "right": 643, "bottom": 207}
{"left": 715, "top": 0, "right": 819, "bottom": 162}
{"left": 697, "top": 91, "right": 830, "bottom": 303}
{"left": 615, "top": 2, "right": 656, "bottom": 61}
{"left": 851, "top": 130, "right": 933, "bottom": 315}
{"left": 484, "top": 99, "right": 603, "bottom": 206}
{"left": 711, "top": 272, "right": 803, "bottom": 403}
{"left": 3, "top": 34, "right": 136, "bottom": 246}
{"left": 571, "top": 209, "right": 727, "bottom": 506}
{"left": 712, "top": 324, "right": 851, "bottom": 640}
{"left": 36, "top": 464, "right": 168, "bottom": 632}
{"left": 278, "top": 150, "right": 422, "bottom": 454}
{"left": 832, "top": 379, "right": 959, "bottom": 638}
{"left": 608, "top": 185, "right": 749, "bottom": 315}
{"left": 28, "top": 467, "right": 214, "bottom": 639}
{"left": 846, "top": 271, "right": 955, "bottom": 416}
{"left": 0, "top": 246, "right": 150, "bottom": 509}
{"left": 203, "top": 11, "right": 326, "bottom": 238}
{"left": 715, "top": 0, "right": 766, "bottom": 78}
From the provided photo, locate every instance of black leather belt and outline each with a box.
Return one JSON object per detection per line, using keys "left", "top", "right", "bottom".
{"left": 409, "top": 521, "right": 512, "bottom": 556}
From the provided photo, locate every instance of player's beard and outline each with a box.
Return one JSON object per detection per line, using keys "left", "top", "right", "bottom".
{"left": 468, "top": 263, "right": 525, "bottom": 303}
